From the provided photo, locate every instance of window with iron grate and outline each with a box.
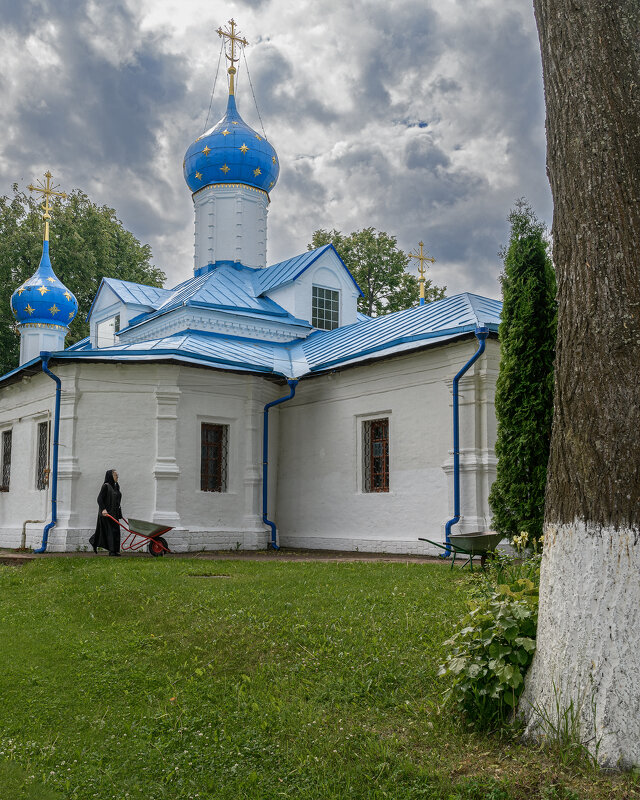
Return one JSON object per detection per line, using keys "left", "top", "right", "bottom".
{"left": 363, "top": 418, "right": 390, "bottom": 492}
{"left": 201, "top": 423, "right": 229, "bottom": 492}
{"left": 36, "top": 420, "right": 50, "bottom": 490}
{"left": 312, "top": 286, "right": 340, "bottom": 330}
{"left": 0, "top": 430, "right": 11, "bottom": 492}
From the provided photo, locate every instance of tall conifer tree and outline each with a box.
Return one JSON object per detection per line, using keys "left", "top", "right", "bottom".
{"left": 489, "top": 200, "right": 556, "bottom": 543}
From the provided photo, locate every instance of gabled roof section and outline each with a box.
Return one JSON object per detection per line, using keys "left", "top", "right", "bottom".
{"left": 255, "top": 244, "right": 364, "bottom": 297}
{"left": 123, "top": 263, "right": 312, "bottom": 332}
{"left": 297, "top": 292, "right": 501, "bottom": 374}
{"left": 87, "top": 278, "right": 171, "bottom": 319}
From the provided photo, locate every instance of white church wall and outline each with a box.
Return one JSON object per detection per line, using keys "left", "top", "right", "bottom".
{"left": 68, "top": 363, "right": 159, "bottom": 550}
{"left": 275, "top": 338, "right": 499, "bottom": 554}
{"left": 0, "top": 374, "right": 55, "bottom": 549}
{"left": 172, "top": 368, "right": 275, "bottom": 551}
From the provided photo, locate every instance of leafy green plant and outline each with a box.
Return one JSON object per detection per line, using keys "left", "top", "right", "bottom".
{"left": 439, "top": 554, "right": 540, "bottom": 730}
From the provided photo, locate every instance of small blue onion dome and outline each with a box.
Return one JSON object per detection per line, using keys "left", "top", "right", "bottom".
{"left": 11, "top": 240, "right": 79, "bottom": 328}
{"left": 184, "top": 94, "right": 279, "bottom": 195}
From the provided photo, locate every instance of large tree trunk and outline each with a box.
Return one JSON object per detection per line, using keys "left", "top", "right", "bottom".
{"left": 521, "top": 0, "right": 640, "bottom": 768}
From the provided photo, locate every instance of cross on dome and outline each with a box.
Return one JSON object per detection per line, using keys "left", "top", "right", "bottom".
{"left": 28, "top": 170, "right": 67, "bottom": 242}
{"left": 216, "top": 18, "right": 249, "bottom": 96}
{"left": 409, "top": 242, "right": 436, "bottom": 306}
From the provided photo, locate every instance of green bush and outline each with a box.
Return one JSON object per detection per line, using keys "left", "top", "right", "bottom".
{"left": 438, "top": 553, "right": 540, "bottom": 730}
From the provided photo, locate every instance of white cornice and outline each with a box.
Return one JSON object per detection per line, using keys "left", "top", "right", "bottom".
{"left": 118, "top": 305, "right": 311, "bottom": 345}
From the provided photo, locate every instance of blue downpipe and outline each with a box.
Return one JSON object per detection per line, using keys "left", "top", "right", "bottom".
{"left": 263, "top": 380, "right": 298, "bottom": 549}
{"left": 442, "top": 328, "right": 489, "bottom": 557}
{"left": 34, "top": 354, "right": 61, "bottom": 553}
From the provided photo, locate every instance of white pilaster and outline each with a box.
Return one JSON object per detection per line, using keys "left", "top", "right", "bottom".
{"left": 152, "top": 373, "right": 182, "bottom": 525}
{"left": 242, "top": 379, "right": 269, "bottom": 546}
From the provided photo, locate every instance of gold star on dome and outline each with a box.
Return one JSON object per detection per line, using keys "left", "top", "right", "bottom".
{"left": 47, "top": 276, "right": 55, "bottom": 283}
{"left": 17, "top": 286, "right": 25, "bottom": 296}
{"left": 64, "top": 291, "right": 72, "bottom": 301}
{"left": 195, "top": 171, "right": 203, "bottom": 180}
{"left": 255, "top": 134, "right": 262, "bottom": 141}
{"left": 272, "top": 156, "right": 277, "bottom": 164}
{"left": 49, "top": 304, "right": 59, "bottom": 316}
{"left": 239, "top": 143, "right": 248, "bottom": 153}
{"left": 25, "top": 304, "right": 34, "bottom": 315}
{"left": 221, "top": 164, "right": 230, "bottom": 174}
{"left": 68, "top": 311, "right": 74, "bottom": 320}
{"left": 269, "top": 181, "right": 274, "bottom": 188}
{"left": 195, "top": 135, "right": 203, "bottom": 142}
{"left": 253, "top": 167, "right": 262, "bottom": 177}
{"left": 231, "top": 121, "right": 239, "bottom": 125}
{"left": 222, "top": 129, "right": 230, "bottom": 136}
{"left": 202, "top": 145, "right": 211, "bottom": 155}
{"left": 38, "top": 285, "right": 48, "bottom": 296}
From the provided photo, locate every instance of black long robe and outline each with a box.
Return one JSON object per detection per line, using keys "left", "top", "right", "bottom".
{"left": 89, "top": 470, "right": 122, "bottom": 554}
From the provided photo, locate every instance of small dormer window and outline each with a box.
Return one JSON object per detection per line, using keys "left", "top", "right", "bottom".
{"left": 312, "top": 286, "right": 339, "bottom": 330}
{"left": 96, "top": 314, "right": 121, "bottom": 348}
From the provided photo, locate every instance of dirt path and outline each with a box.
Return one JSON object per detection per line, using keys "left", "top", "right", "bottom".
{"left": 0, "top": 548, "right": 444, "bottom": 567}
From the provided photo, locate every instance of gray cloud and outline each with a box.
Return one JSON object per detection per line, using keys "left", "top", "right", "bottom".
{"left": 0, "top": 0, "right": 551, "bottom": 302}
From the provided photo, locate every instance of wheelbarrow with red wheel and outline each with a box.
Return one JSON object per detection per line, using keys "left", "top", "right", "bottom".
{"left": 105, "top": 514, "right": 173, "bottom": 557}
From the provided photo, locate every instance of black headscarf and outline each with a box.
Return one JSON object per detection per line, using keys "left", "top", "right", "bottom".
{"left": 104, "top": 469, "right": 119, "bottom": 489}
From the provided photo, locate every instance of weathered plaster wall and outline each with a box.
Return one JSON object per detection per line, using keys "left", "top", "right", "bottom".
{"left": 275, "top": 337, "right": 499, "bottom": 553}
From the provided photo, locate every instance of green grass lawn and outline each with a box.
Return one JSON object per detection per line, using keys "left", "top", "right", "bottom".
{"left": 0, "top": 557, "right": 636, "bottom": 800}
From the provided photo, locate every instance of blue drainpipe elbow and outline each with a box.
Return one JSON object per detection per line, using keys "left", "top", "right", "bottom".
{"left": 34, "top": 353, "right": 62, "bottom": 554}
{"left": 263, "top": 380, "right": 298, "bottom": 550}
{"left": 441, "top": 327, "right": 489, "bottom": 557}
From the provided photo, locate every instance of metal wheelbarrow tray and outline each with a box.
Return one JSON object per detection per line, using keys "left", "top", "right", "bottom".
{"left": 105, "top": 514, "right": 173, "bottom": 556}
{"left": 419, "top": 531, "right": 504, "bottom": 569}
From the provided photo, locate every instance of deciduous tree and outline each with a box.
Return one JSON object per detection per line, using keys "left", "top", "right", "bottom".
{"left": 0, "top": 186, "right": 165, "bottom": 375}
{"left": 308, "top": 228, "right": 445, "bottom": 316}
{"left": 521, "top": 0, "right": 640, "bottom": 768}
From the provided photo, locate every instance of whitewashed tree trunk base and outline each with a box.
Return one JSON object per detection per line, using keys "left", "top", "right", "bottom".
{"left": 520, "top": 521, "right": 640, "bottom": 769}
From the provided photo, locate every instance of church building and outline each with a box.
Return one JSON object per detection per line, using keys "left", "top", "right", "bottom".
{"left": 0, "top": 21, "right": 501, "bottom": 554}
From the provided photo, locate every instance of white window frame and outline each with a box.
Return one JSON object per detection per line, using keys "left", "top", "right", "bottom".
{"left": 312, "top": 285, "right": 340, "bottom": 330}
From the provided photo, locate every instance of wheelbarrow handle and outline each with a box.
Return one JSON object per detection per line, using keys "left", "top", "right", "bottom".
{"left": 104, "top": 513, "right": 131, "bottom": 533}
{"left": 418, "top": 537, "right": 473, "bottom": 555}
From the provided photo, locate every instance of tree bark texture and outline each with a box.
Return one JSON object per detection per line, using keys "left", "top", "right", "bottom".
{"left": 536, "top": 0, "right": 640, "bottom": 525}
{"left": 522, "top": 0, "right": 640, "bottom": 768}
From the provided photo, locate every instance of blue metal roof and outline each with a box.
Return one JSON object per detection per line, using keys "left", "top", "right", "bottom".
{"left": 86, "top": 278, "right": 171, "bottom": 320}
{"left": 123, "top": 264, "right": 312, "bottom": 333}
{"left": 255, "top": 244, "right": 364, "bottom": 297}
{"left": 101, "top": 279, "right": 171, "bottom": 308}
{"left": 55, "top": 329, "right": 284, "bottom": 376}
{"left": 0, "top": 292, "right": 501, "bottom": 387}
{"left": 297, "top": 293, "right": 501, "bottom": 374}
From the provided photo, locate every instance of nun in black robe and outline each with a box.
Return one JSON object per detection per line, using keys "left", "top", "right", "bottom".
{"left": 89, "top": 470, "right": 123, "bottom": 556}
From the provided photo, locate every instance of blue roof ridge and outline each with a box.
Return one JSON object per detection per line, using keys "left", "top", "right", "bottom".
{"left": 256, "top": 244, "right": 364, "bottom": 297}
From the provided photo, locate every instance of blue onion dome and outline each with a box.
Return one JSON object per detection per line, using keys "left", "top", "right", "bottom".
{"left": 184, "top": 94, "right": 279, "bottom": 195}
{"left": 11, "top": 240, "right": 79, "bottom": 329}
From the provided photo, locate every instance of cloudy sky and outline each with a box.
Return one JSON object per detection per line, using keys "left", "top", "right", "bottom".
{"left": 0, "top": 0, "right": 550, "bottom": 299}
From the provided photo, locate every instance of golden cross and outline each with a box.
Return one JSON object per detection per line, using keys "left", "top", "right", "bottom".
{"left": 216, "top": 18, "right": 249, "bottom": 96}
{"left": 409, "top": 241, "right": 436, "bottom": 305}
{"left": 28, "top": 170, "right": 67, "bottom": 242}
